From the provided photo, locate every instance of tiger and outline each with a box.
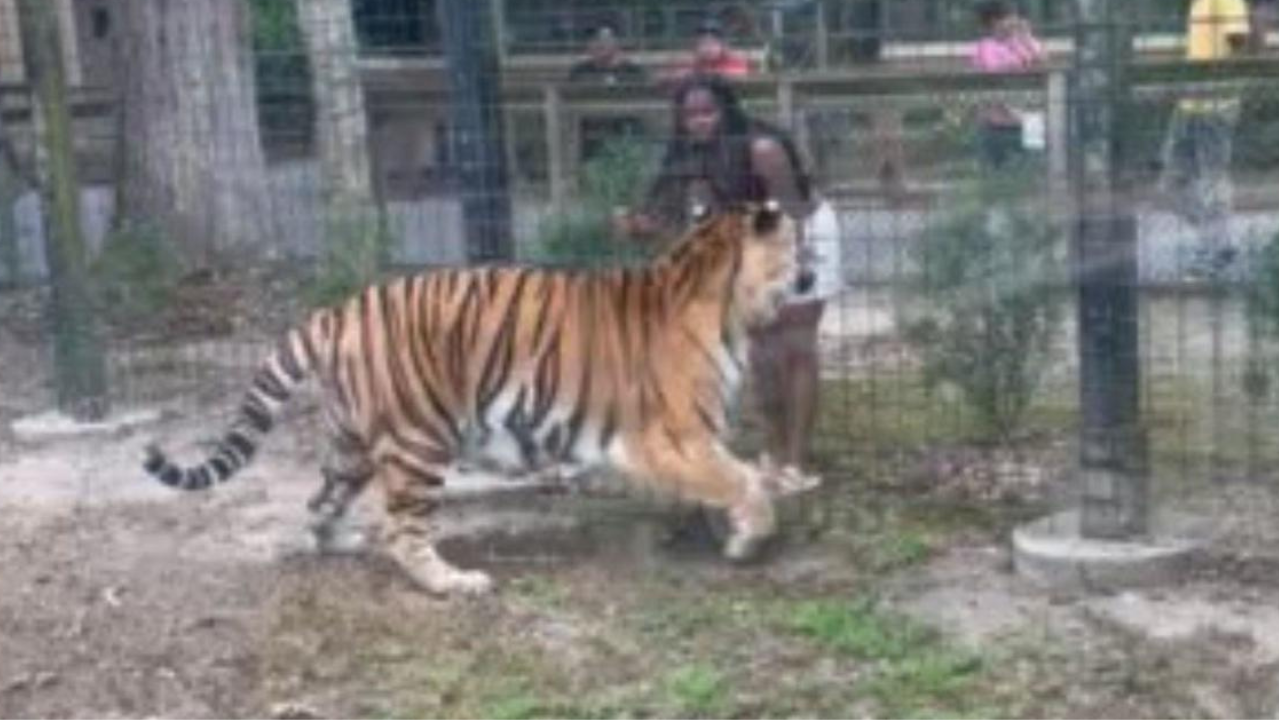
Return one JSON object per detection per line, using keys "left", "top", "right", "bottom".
{"left": 143, "top": 202, "right": 815, "bottom": 595}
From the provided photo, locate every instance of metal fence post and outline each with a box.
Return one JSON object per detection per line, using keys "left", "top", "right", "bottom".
{"left": 543, "top": 85, "right": 566, "bottom": 213}
{"left": 439, "top": 0, "right": 514, "bottom": 263}
{"left": 18, "top": 0, "right": 109, "bottom": 421}
{"left": 0, "top": 129, "right": 20, "bottom": 286}
{"left": 1071, "top": 0, "right": 1147, "bottom": 539}
{"left": 1046, "top": 68, "right": 1070, "bottom": 200}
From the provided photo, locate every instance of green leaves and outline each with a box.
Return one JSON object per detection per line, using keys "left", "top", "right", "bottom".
{"left": 903, "top": 173, "right": 1067, "bottom": 442}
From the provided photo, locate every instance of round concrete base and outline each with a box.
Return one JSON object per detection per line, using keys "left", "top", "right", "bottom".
{"left": 11, "top": 407, "right": 164, "bottom": 443}
{"left": 1012, "top": 509, "right": 1209, "bottom": 591}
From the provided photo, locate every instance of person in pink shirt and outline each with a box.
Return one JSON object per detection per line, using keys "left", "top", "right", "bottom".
{"left": 969, "top": 2, "right": 1046, "bottom": 168}
{"left": 660, "top": 18, "right": 753, "bottom": 84}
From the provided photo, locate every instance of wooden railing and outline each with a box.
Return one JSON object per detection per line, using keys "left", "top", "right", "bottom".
{"left": 360, "top": 55, "right": 1276, "bottom": 208}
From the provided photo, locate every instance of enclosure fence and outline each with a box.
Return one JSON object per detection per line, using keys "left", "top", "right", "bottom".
{"left": 0, "top": 0, "right": 1275, "bottom": 525}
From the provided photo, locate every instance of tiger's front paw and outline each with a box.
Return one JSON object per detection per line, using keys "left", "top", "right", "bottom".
{"left": 418, "top": 567, "right": 495, "bottom": 596}
{"left": 723, "top": 530, "right": 767, "bottom": 562}
{"left": 723, "top": 475, "right": 777, "bottom": 563}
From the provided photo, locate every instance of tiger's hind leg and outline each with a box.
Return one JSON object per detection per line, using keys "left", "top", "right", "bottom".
{"left": 379, "top": 454, "right": 493, "bottom": 596}
{"left": 308, "top": 449, "right": 375, "bottom": 554}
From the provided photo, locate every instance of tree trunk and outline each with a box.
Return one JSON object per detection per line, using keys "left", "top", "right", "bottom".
{"left": 114, "top": 0, "right": 275, "bottom": 268}
{"left": 296, "top": 0, "right": 373, "bottom": 208}
{"left": 296, "top": 0, "right": 384, "bottom": 289}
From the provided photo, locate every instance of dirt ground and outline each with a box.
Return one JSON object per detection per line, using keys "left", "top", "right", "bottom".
{"left": 1, "top": 284, "right": 1277, "bottom": 719}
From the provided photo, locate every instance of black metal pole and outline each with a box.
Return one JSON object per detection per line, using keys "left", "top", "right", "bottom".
{"left": 1071, "top": 0, "right": 1147, "bottom": 538}
{"left": 18, "top": 0, "right": 109, "bottom": 421}
{"left": 438, "top": 0, "right": 514, "bottom": 263}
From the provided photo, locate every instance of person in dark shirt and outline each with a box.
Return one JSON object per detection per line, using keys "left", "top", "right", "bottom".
{"left": 567, "top": 24, "right": 649, "bottom": 162}
{"left": 568, "top": 24, "right": 647, "bottom": 85}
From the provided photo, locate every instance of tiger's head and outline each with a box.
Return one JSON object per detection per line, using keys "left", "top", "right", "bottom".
{"left": 660, "top": 202, "right": 802, "bottom": 328}
{"left": 730, "top": 200, "right": 801, "bottom": 327}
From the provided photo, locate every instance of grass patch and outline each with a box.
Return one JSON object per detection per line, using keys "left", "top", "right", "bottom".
{"left": 665, "top": 664, "right": 730, "bottom": 717}
{"left": 483, "top": 692, "right": 544, "bottom": 720}
{"left": 865, "top": 649, "right": 990, "bottom": 719}
{"left": 508, "top": 575, "right": 571, "bottom": 609}
{"left": 869, "top": 528, "right": 934, "bottom": 570}
{"left": 785, "top": 597, "right": 931, "bottom": 660}
{"left": 782, "top": 597, "right": 988, "bottom": 718}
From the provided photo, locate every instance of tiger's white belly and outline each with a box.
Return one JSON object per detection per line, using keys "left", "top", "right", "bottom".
{"left": 465, "top": 389, "right": 616, "bottom": 477}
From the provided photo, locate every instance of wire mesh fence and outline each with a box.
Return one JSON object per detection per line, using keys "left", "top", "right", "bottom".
{"left": 0, "top": 0, "right": 1275, "bottom": 514}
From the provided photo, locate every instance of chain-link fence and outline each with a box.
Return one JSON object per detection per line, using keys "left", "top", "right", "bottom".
{"left": 0, "top": 0, "right": 1275, "bottom": 513}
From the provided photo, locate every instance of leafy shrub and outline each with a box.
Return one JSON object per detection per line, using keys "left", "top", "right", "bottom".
{"left": 90, "top": 221, "right": 181, "bottom": 322}
{"left": 304, "top": 207, "right": 393, "bottom": 308}
{"left": 531, "top": 136, "right": 653, "bottom": 268}
{"left": 903, "top": 172, "right": 1067, "bottom": 442}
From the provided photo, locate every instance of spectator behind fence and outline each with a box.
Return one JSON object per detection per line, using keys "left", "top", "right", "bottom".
{"left": 969, "top": 1, "right": 1046, "bottom": 169}
{"left": 567, "top": 24, "right": 647, "bottom": 86}
{"left": 660, "top": 17, "right": 753, "bottom": 84}
{"left": 1159, "top": 0, "right": 1253, "bottom": 276}
{"left": 567, "top": 24, "right": 649, "bottom": 162}
{"left": 614, "top": 75, "right": 843, "bottom": 473}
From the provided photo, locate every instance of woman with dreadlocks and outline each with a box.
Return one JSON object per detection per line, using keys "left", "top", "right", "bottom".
{"left": 616, "top": 74, "right": 843, "bottom": 475}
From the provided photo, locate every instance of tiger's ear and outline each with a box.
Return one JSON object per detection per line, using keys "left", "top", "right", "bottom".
{"left": 752, "top": 199, "right": 784, "bottom": 236}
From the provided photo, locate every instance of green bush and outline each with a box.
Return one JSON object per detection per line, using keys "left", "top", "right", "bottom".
{"left": 531, "top": 136, "right": 653, "bottom": 268}
{"left": 303, "top": 207, "right": 393, "bottom": 308}
{"left": 903, "top": 172, "right": 1067, "bottom": 442}
{"left": 90, "top": 221, "right": 181, "bottom": 323}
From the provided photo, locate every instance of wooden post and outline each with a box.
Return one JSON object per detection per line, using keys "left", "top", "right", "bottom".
{"left": 18, "top": 0, "right": 109, "bottom": 420}
{"left": 54, "top": 0, "right": 81, "bottom": 87}
{"left": 815, "top": 0, "right": 830, "bottom": 70}
{"left": 543, "top": 84, "right": 565, "bottom": 211}
{"left": 776, "top": 78, "right": 795, "bottom": 128}
{"left": 776, "top": 78, "right": 812, "bottom": 162}
{"left": 0, "top": 92, "right": 21, "bottom": 286}
{"left": 1046, "top": 69, "right": 1069, "bottom": 200}
{"left": 489, "top": 0, "right": 508, "bottom": 64}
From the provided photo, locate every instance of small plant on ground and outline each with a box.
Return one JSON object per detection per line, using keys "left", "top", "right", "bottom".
{"left": 304, "top": 206, "right": 393, "bottom": 308}
{"left": 666, "top": 664, "right": 730, "bottom": 717}
{"left": 91, "top": 221, "right": 181, "bottom": 324}
{"left": 785, "top": 597, "right": 932, "bottom": 660}
{"left": 902, "top": 171, "right": 1066, "bottom": 442}
{"left": 783, "top": 597, "right": 987, "bottom": 717}
{"left": 484, "top": 692, "right": 544, "bottom": 720}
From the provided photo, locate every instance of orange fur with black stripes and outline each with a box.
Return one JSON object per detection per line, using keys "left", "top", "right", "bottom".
{"left": 144, "top": 203, "right": 801, "bottom": 594}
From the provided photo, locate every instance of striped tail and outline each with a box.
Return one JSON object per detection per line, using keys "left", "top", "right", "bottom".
{"left": 144, "top": 323, "right": 320, "bottom": 491}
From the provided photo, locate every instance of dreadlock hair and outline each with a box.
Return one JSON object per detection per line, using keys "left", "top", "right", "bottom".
{"left": 645, "top": 74, "right": 811, "bottom": 230}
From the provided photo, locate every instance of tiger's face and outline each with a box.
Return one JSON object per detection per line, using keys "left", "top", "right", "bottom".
{"left": 734, "top": 202, "right": 800, "bottom": 327}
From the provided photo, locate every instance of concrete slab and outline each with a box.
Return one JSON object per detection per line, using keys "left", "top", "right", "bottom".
{"left": 1013, "top": 509, "right": 1210, "bottom": 591}
{"left": 11, "top": 407, "right": 164, "bottom": 443}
